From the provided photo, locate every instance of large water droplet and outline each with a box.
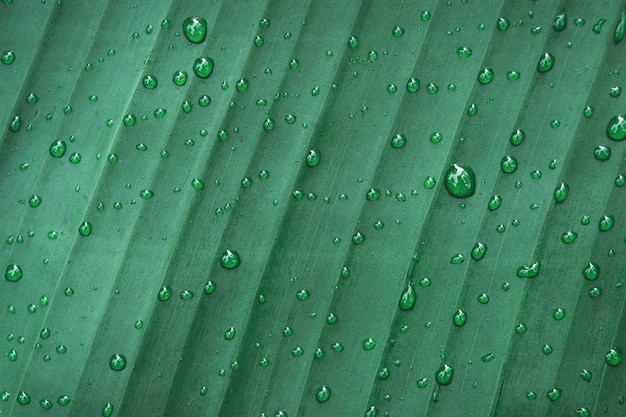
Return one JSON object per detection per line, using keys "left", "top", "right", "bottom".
{"left": 193, "top": 57, "right": 214, "bottom": 78}
{"left": 553, "top": 183, "right": 569, "bottom": 203}
{"left": 5, "top": 264, "right": 23, "bottom": 282}
{"left": 582, "top": 262, "right": 600, "bottom": 280}
{"left": 444, "top": 164, "right": 476, "bottom": 198}
{"left": 435, "top": 364, "right": 454, "bottom": 385}
{"left": 305, "top": 149, "right": 321, "bottom": 167}
{"left": 552, "top": 12, "right": 567, "bottom": 31}
{"left": 452, "top": 309, "right": 467, "bottom": 327}
{"left": 316, "top": 385, "right": 331, "bottom": 403}
{"left": 220, "top": 249, "right": 240, "bottom": 269}
{"left": 49, "top": 140, "right": 67, "bottom": 158}
{"left": 537, "top": 52, "right": 555, "bottom": 73}
{"left": 183, "top": 17, "right": 208, "bottom": 44}
{"left": 606, "top": 114, "right": 626, "bottom": 141}
{"left": 605, "top": 348, "right": 622, "bottom": 366}
{"left": 109, "top": 354, "right": 127, "bottom": 371}
{"left": 399, "top": 282, "right": 416, "bottom": 311}
{"left": 471, "top": 242, "right": 487, "bottom": 261}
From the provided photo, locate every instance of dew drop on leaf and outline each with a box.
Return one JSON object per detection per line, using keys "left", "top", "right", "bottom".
{"left": 109, "top": 354, "right": 127, "bottom": 371}
{"left": 316, "top": 385, "right": 331, "bottom": 403}
{"left": 444, "top": 164, "right": 476, "bottom": 198}
{"left": 183, "top": 17, "right": 207, "bottom": 44}
{"left": 553, "top": 183, "right": 569, "bottom": 203}
{"left": 452, "top": 309, "right": 467, "bottom": 327}
{"left": 220, "top": 249, "right": 240, "bottom": 269}
{"left": 4, "top": 264, "right": 23, "bottom": 282}
{"left": 435, "top": 364, "right": 454, "bottom": 385}
{"left": 471, "top": 242, "right": 487, "bottom": 261}
{"left": 398, "top": 282, "right": 416, "bottom": 311}
{"left": 537, "top": 52, "right": 555, "bottom": 73}
{"left": 606, "top": 114, "right": 626, "bottom": 141}
{"left": 516, "top": 262, "right": 540, "bottom": 278}
{"left": 193, "top": 57, "right": 214, "bottom": 79}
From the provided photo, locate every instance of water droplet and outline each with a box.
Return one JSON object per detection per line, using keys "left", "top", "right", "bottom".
{"left": 542, "top": 344, "right": 553, "bottom": 354}
{"left": 582, "top": 261, "right": 600, "bottom": 281}
{"left": 598, "top": 215, "right": 615, "bottom": 231}
{"left": 5, "top": 264, "right": 23, "bottom": 282}
{"left": 421, "top": 10, "right": 431, "bottom": 21}
{"left": 609, "top": 86, "right": 622, "bottom": 97}
{"left": 139, "top": 189, "right": 153, "bottom": 199}
{"left": 553, "top": 308, "right": 566, "bottom": 320}
{"left": 435, "top": 364, "right": 454, "bottom": 385}
{"left": 515, "top": 323, "right": 528, "bottom": 334}
{"left": 477, "top": 68, "right": 494, "bottom": 84}
{"left": 516, "top": 262, "right": 540, "bottom": 278}
{"left": 193, "top": 57, "right": 214, "bottom": 78}
{"left": 593, "top": 145, "right": 611, "bottom": 161}
{"left": 552, "top": 12, "right": 567, "bottom": 31}
{"left": 615, "top": 8, "right": 626, "bottom": 43}
{"left": 561, "top": 230, "right": 577, "bottom": 244}
{"left": 606, "top": 114, "right": 626, "bottom": 141}
{"left": 316, "top": 385, "right": 331, "bottom": 403}
{"left": 500, "top": 155, "right": 517, "bottom": 173}
{"left": 467, "top": 103, "right": 478, "bottom": 116}
{"left": 497, "top": 17, "right": 510, "bottom": 31}
{"left": 546, "top": 388, "right": 562, "bottom": 401}
{"left": 28, "top": 195, "right": 41, "bottom": 208}
{"left": 263, "top": 118, "right": 275, "bottom": 131}
{"left": 157, "top": 286, "right": 171, "bottom": 301}
{"left": 456, "top": 46, "right": 472, "bottom": 57}
{"left": 510, "top": 129, "right": 525, "bottom": 146}
{"left": 168, "top": 70, "right": 188, "bottom": 87}
{"left": 49, "top": 140, "right": 67, "bottom": 158}
{"left": 390, "top": 134, "right": 407, "bottom": 148}
{"left": 352, "top": 231, "right": 365, "bottom": 245}
{"left": 450, "top": 253, "right": 465, "bottom": 264}
{"left": 191, "top": 178, "right": 204, "bottom": 190}
{"left": 224, "top": 327, "right": 236, "bottom": 340}
{"left": 399, "top": 282, "right": 416, "bottom": 311}
{"left": 183, "top": 17, "right": 207, "bottom": 43}
{"left": 506, "top": 70, "right": 521, "bottom": 81}
{"left": 109, "top": 353, "right": 127, "bottom": 371}
{"left": 17, "top": 391, "right": 30, "bottom": 405}
{"left": 471, "top": 242, "right": 487, "bottom": 261}
{"left": 553, "top": 183, "right": 569, "bottom": 203}
{"left": 444, "top": 164, "right": 476, "bottom": 198}
{"left": 481, "top": 352, "right": 495, "bottom": 362}
{"left": 220, "top": 249, "right": 240, "bottom": 269}
{"left": 537, "top": 52, "right": 555, "bottom": 73}
{"left": 102, "top": 403, "right": 114, "bottom": 417}
{"left": 78, "top": 221, "right": 92, "bottom": 236}
{"left": 488, "top": 195, "right": 502, "bottom": 211}
{"left": 363, "top": 338, "right": 377, "bottom": 350}
{"left": 305, "top": 149, "right": 321, "bottom": 167}
{"left": 453, "top": 309, "right": 467, "bottom": 327}
{"left": 406, "top": 77, "right": 420, "bottom": 92}
{"left": 142, "top": 74, "right": 157, "bottom": 89}
{"left": 9, "top": 115, "right": 21, "bottom": 132}
{"left": 57, "top": 395, "right": 70, "bottom": 406}
{"left": 296, "top": 289, "right": 309, "bottom": 300}
{"left": 347, "top": 35, "right": 359, "bottom": 48}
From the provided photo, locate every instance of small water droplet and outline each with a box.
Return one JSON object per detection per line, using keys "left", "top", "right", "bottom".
{"left": 109, "top": 354, "right": 127, "bottom": 371}
{"left": 220, "top": 249, "right": 240, "bottom": 269}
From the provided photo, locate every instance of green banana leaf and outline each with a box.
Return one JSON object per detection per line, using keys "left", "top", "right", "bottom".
{"left": 1, "top": 0, "right": 625, "bottom": 416}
